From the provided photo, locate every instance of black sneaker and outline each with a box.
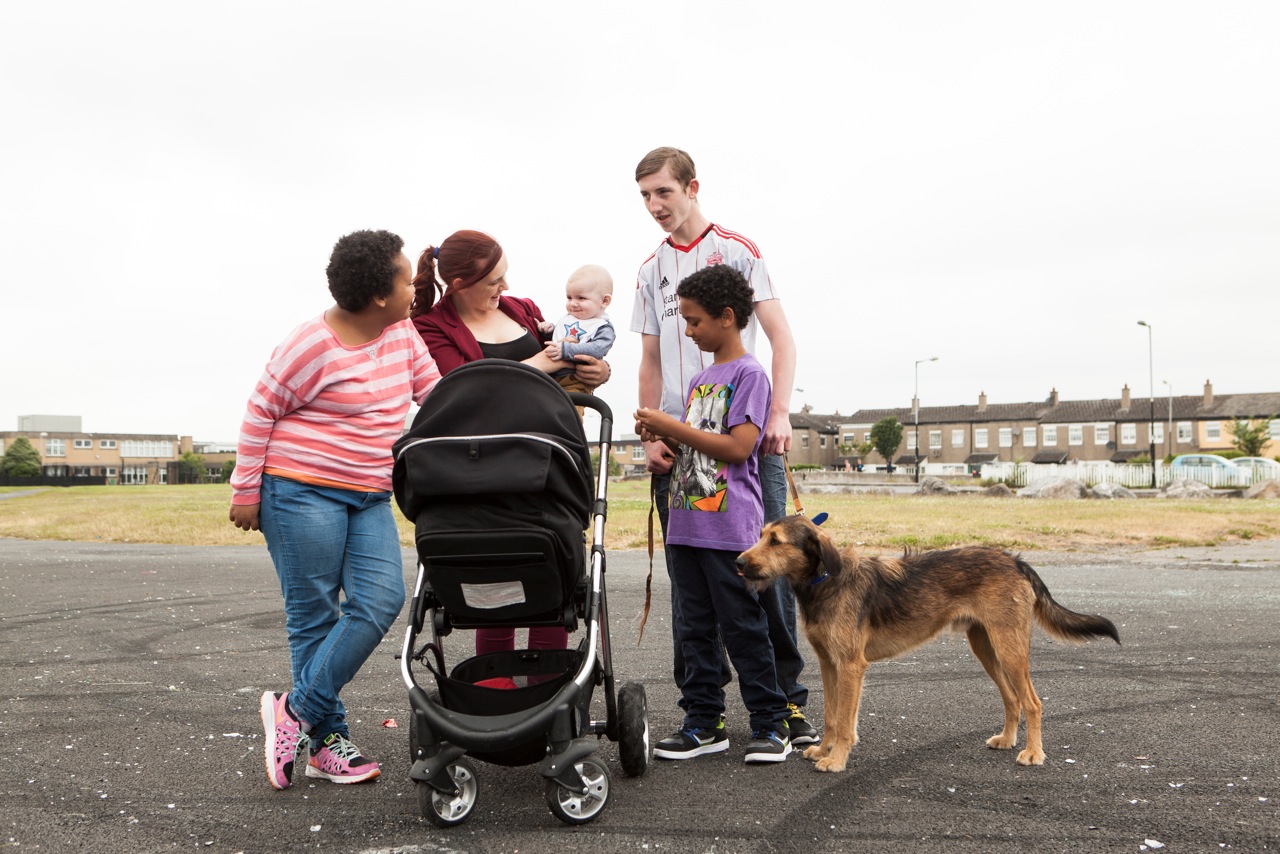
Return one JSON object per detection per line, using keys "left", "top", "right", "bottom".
{"left": 786, "top": 703, "right": 820, "bottom": 745}
{"left": 744, "top": 724, "right": 792, "bottom": 764}
{"left": 654, "top": 721, "right": 729, "bottom": 760}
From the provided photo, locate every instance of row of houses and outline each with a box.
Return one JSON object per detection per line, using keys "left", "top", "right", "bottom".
{"left": 606, "top": 380, "right": 1280, "bottom": 474}
{"left": 8, "top": 379, "right": 1279, "bottom": 485}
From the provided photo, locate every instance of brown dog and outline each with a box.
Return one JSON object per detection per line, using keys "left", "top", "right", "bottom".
{"left": 736, "top": 515, "right": 1119, "bottom": 771}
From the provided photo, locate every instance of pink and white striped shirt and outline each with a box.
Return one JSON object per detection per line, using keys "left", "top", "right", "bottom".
{"left": 230, "top": 314, "right": 441, "bottom": 504}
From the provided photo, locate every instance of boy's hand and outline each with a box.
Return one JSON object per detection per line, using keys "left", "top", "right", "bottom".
{"left": 544, "top": 341, "right": 563, "bottom": 360}
{"left": 634, "top": 407, "right": 678, "bottom": 441}
{"left": 537, "top": 320, "right": 554, "bottom": 335}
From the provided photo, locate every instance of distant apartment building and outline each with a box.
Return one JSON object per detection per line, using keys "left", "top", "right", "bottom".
{"left": 1, "top": 415, "right": 189, "bottom": 485}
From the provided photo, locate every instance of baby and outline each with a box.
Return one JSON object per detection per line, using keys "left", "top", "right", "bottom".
{"left": 540, "top": 264, "right": 615, "bottom": 397}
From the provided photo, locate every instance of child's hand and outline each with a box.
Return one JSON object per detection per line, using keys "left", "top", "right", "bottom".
{"left": 544, "top": 341, "right": 563, "bottom": 360}
{"left": 634, "top": 407, "right": 677, "bottom": 442}
{"left": 537, "top": 320, "right": 554, "bottom": 335}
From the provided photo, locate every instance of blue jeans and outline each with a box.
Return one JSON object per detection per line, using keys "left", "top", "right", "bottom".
{"left": 667, "top": 545, "right": 788, "bottom": 732}
{"left": 259, "top": 475, "right": 406, "bottom": 742}
{"left": 654, "top": 451, "right": 807, "bottom": 710}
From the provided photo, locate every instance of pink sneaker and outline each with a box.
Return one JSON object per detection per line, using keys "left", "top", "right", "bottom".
{"left": 305, "top": 733, "right": 381, "bottom": 784}
{"left": 260, "top": 691, "right": 306, "bottom": 790}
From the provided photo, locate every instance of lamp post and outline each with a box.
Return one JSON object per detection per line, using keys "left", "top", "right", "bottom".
{"left": 1137, "top": 321, "right": 1156, "bottom": 488}
{"left": 1162, "top": 380, "right": 1173, "bottom": 466}
{"left": 913, "top": 356, "right": 938, "bottom": 483}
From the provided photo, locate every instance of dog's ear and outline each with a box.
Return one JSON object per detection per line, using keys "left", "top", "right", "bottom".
{"left": 817, "top": 528, "right": 843, "bottom": 579}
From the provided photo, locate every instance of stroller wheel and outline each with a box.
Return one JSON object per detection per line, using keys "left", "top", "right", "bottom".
{"left": 544, "top": 757, "right": 610, "bottom": 825}
{"left": 418, "top": 758, "right": 479, "bottom": 828}
{"left": 617, "top": 681, "right": 651, "bottom": 777}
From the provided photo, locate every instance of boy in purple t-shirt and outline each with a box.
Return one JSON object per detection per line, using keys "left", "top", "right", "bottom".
{"left": 633, "top": 264, "right": 791, "bottom": 764}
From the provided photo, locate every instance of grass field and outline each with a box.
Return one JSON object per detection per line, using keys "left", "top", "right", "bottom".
{"left": 1, "top": 481, "right": 1277, "bottom": 552}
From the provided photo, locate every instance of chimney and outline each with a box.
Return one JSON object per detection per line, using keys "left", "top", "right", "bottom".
{"left": 978, "top": 391, "right": 987, "bottom": 413}
{"left": 1120, "top": 384, "right": 1131, "bottom": 411}
{"left": 1048, "top": 388, "right": 1059, "bottom": 406}
{"left": 1203, "top": 379, "right": 1213, "bottom": 408}
{"left": 801, "top": 403, "right": 812, "bottom": 414}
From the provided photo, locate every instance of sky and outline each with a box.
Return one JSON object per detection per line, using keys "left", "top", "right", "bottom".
{"left": 2, "top": 1, "right": 1278, "bottom": 444}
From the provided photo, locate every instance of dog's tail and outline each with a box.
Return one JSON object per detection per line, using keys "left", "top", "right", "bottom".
{"left": 1017, "top": 557, "right": 1121, "bottom": 645}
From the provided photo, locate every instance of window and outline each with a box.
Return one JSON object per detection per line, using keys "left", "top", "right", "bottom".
{"left": 1095, "top": 424, "right": 1110, "bottom": 445}
{"left": 46, "top": 438, "right": 66, "bottom": 456}
{"left": 906, "top": 432, "right": 917, "bottom": 451}
{"left": 975, "top": 428, "right": 988, "bottom": 449}
{"left": 1177, "top": 422, "right": 1192, "bottom": 442}
{"left": 1151, "top": 422, "right": 1164, "bottom": 443}
{"left": 951, "top": 429, "right": 964, "bottom": 448}
{"left": 1121, "top": 423, "right": 1137, "bottom": 445}
{"left": 929, "top": 430, "right": 942, "bottom": 450}
{"left": 74, "top": 439, "right": 92, "bottom": 449}
{"left": 122, "top": 466, "right": 149, "bottom": 485}
{"left": 105, "top": 467, "right": 117, "bottom": 476}
{"left": 1271, "top": 420, "right": 1280, "bottom": 439}
{"left": 999, "top": 428, "right": 1013, "bottom": 448}
{"left": 1022, "top": 427, "right": 1036, "bottom": 447}
{"left": 819, "top": 435, "right": 827, "bottom": 448}
{"left": 842, "top": 433, "right": 855, "bottom": 445}
{"left": 631, "top": 446, "right": 644, "bottom": 461}
{"left": 1069, "top": 425, "right": 1083, "bottom": 446}
{"left": 801, "top": 434, "right": 810, "bottom": 449}
{"left": 99, "top": 439, "right": 117, "bottom": 449}
{"left": 1205, "top": 421, "right": 1221, "bottom": 441}
{"left": 122, "top": 440, "right": 174, "bottom": 457}
{"left": 1043, "top": 425, "right": 1058, "bottom": 445}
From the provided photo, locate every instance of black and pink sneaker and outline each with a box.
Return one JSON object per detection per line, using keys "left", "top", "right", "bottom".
{"left": 260, "top": 691, "right": 306, "bottom": 790}
{"left": 305, "top": 732, "right": 381, "bottom": 784}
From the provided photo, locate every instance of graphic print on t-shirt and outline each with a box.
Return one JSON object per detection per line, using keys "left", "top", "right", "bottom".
{"left": 671, "top": 381, "right": 735, "bottom": 513}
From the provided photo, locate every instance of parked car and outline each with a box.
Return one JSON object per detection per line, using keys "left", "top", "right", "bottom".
{"left": 1230, "top": 457, "right": 1280, "bottom": 482}
{"left": 1169, "top": 454, "right": 1250, "bottom": 487}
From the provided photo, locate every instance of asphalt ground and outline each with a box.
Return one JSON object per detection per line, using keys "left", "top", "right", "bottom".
{"left": 1, "top": 537, "right": 1277, "bottom": 853}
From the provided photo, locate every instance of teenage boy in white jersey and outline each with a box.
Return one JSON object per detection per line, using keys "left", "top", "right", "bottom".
{"left": 630, "top": 146, "right": 817, "bottom": 745}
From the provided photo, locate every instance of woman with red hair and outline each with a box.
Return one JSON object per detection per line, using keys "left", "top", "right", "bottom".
{"left": 411, "top": 229, "right": 609, "bottom": 658}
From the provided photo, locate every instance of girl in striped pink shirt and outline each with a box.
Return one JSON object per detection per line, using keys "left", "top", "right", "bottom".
{"left": 230, "top": 230, "right": 441, "bottom": 790}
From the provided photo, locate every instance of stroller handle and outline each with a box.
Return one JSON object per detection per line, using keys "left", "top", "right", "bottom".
{"left": 568, "top": 393, "right": 613, "bottom": 443}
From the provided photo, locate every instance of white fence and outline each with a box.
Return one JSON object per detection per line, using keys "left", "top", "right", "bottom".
{"left": 963, "top": 461, "right": 1256, "bottom": 489}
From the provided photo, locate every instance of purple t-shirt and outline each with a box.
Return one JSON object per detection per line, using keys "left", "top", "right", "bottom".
{"left": 666, "top": 354, "right": 772, "bottom": 552}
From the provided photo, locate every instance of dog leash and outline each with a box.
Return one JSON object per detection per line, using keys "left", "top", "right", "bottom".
{"left": 783, "top": 455, "right": 830, "bottom": 585}
{"left": 636, "top": 477, "right": 656, "bottom": 644}
{"left": 783, "top": 454, "right": 828, "bottom": 526}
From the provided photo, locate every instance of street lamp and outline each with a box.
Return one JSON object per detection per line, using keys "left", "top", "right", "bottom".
{"left": 1162, "top": 380, "right": 1173, "bottom": 465}
{"left": 1137, "top": 321, "right": 1156, "bottom": 488}
{"left": 914, "top": 356, "right": 938, "bottom": 483}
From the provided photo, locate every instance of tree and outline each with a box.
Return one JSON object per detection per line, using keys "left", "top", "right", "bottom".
{"left": 0, "top": 437, "right": 42, "bottom": 477}
{"left": 869, "top": 417, "right": 903, "bottom": 469}
{"left": 174, "top": 451, "right": 207, "bottom": 484}
{"left": 221, "top": 457, "right": 237, "bottom": 483}
{"left": 1228, "top": 417, "right": 1276, "bottom": 458}
{"left": 591, "top": 451, "right": 623, "bottom": 477}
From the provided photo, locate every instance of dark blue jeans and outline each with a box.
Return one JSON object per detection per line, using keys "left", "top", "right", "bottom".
{"left": 654, "top": 451, "right": 807, "bottom": 710}
{"left": 667, "top": 544, "right": 788, "bottom": 732}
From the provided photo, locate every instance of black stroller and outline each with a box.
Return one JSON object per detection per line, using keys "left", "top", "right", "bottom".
{"left": 392, "top": 360, "right": 649, "bottom": 827}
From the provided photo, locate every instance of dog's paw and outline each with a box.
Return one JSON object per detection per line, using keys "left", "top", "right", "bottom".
{"left": 986, "top": 733, "right": 1016, "bottom": 750}
{"left": 1015, "top": 748, "right": 1045, "bottom": 766}
{"left": 802, "top": 744, "right": 826, "bottom": 761}
{"left": 814, "top": 756, "right": 847, "bottom": 773}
